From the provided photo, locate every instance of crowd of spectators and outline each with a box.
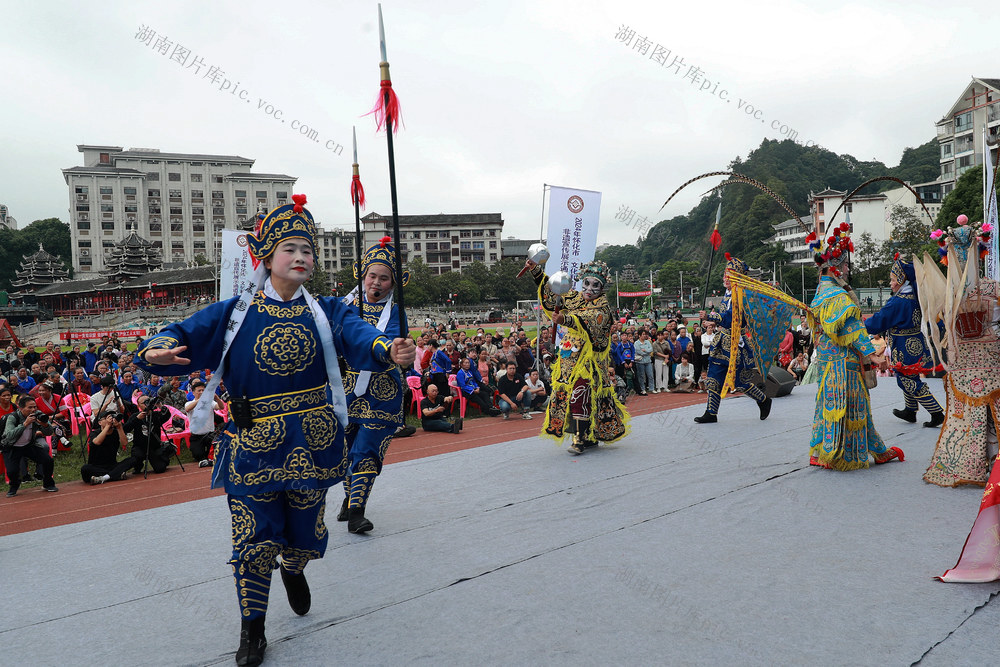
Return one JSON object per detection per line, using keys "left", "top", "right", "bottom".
{"left": 1, "top": 334, "right": 226, "bottom": 495}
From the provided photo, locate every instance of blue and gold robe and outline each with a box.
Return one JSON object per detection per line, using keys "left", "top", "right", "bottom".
{"left": 342, "top": 296, "right": 405, "bottom": 503}
{"left": 704, "top": 291, "right": 766, "bottom": 413}
{"left": 136, "top": 290, "right": 394, "bottom": 496}
{"left": 864, "top": 285, "right": 941, "bottom": 413}
{"left": 808, "top": 277, "right": 892, "bottom": 470}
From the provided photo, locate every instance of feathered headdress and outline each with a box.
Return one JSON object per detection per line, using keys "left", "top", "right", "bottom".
{"left": 805, "top": 220, "right": 853, "bottom": 277}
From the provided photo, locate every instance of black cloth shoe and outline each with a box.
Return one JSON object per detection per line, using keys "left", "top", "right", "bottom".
{"left": 758, "top": 397, "right": 772, "bottom": 421}
{"left": 279, "top": 565, "right": 311, "bottom": 616}
{"left": 693, "top": 412, "right": 718, "bottom": 424}
{"left": 336, "top": 496, "right": 349, "bottom": 522}
{"left": 893, "top": 408, "right": 917, "bottom": 423}
{"left": 923, "top": 411, "right": 945, "bottom": 428}
{"left": 348, "top": 506, "right": 374, "bottom": 534}
{"left": 236, "top": 616, "right": 267, "bottom": 666}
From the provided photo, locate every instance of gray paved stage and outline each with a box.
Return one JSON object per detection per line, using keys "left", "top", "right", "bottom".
{"left": 2, "top": 378, "right": 997, "bottom": 666}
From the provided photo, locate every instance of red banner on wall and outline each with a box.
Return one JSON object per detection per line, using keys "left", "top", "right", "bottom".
{"left": 618, "top": 290, "right": 652, "bottom": 297}
{"left": 59, "top": 329, "right": 147, "bottom": 341}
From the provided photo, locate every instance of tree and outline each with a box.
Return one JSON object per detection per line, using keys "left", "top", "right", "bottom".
{"left": 937, "top": 165, "right": 984, "bottom": 228}
{"left": 853, "top": 231, "right": 890, "bottom": 289}
{"left": 304, "top": 263, "right": 331, "bottom": 295}
{"left": 886, "top": 204, "right": 936, "bottom": 261}
{"left": 193, "top": 253, "right": 209, "bottom": 266}
{"left": 0, "top": 217, "right": 72, "bottom": 289}
{"left": 655, "top": 260, "right": 701, "bottom": 298}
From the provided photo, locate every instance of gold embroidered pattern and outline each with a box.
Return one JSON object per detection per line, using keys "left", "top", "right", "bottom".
{"left": 347, "top": 396, "right": 403, "bottom": 423}
{"left": 232, "top": 445, "right": 348, "bottom": 487}
{"left": 343, "top": 369, "right": 358, "bottom": 395}
{"left": 905, "top": 336, "right": 924, "bottom": 357}
{"left": 377, "top": 432, "right": 393, "bottom": 461}
{"left": 233, "top": 417, "right": 287, "bottom": 454}
{"left": 370, "top": 373, "right": 400, "bottom": 401}
{"left": 253, "top": 293, "right": 309, "bottom": 318}
{"left": 248, "top": 385, "right": 327, "bottom": 421}
{"left": 315, "top": 503, "right": 327, "bottom": 540}
{"left": 229, "top": 498, "right": 257, "bottom": 545}
{"left": 254, "top": 323, "right": 317, "bottom": 376}
{"left": 302, "top": 406, "right": 338, "bottom": 451}
{"left": 287, "top": 488, "right": 326, "bottom": 509}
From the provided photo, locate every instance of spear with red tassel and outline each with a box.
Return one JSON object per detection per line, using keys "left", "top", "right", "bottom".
{"left": 369, "top": 3, "right": 406, "bottom": 335}
{"left": 350, "top": 126, "right": 365, "bottom": 304}
{"left": 702, "top": 198, "right": 723, "bottom": 309}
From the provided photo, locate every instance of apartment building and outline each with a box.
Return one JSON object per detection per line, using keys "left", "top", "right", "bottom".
{"left": 62, "top": 145, "right": 296, "bottom": 273}
{"left": 915, "top": 77, "right": 1000, "bottom": 204}
{"left": 360, "top": 212, "right": 504, "bottom": 274}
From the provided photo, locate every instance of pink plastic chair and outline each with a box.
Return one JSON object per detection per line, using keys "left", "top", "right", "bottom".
{"left": 61, "top": 393, "right": 93, "bottom": 437}
{"left": 405, "top": 375, "right": 424, "bottom": 415}
{"left": 161, "top": 405, "right": 192, "bottom": 451}
{"left": 448, "top": 374, "right": 468, "bottom": 419}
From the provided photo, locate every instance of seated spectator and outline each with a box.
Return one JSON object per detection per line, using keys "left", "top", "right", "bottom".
{"left": 33, "top": 381, "right": 72, "bottom": 449}
{"left": 697, "top": 370, "right": 708, "bottom": 393}
{"left": 2, "top": 395, "right": 58, "bottom": 496}
{"left": 81, "top": 412, "right": 133, "bottom": 484}
{"left": 14, "top": 368, "right": 35, "bottom": 394}
{"left": 524, "top": 369, "right": 547, "bottom": 410}
{"left": 789, "top": 352, "right": 809, "bottom": 383}
{"left": 496, "top": 361, "right": 532, "bottom": 420}
{"left": 185, "top": 379, "right": 225, "bottom": 467}
{"left": 673, "top": 354, "right": 695, "bottom": 393}
{"left": 117, "top": 371, "right": 143, "bottom": 406}
{"left": 476, "top": 351, "right": 498, "bottom": 390}
{"left": 420, "top": 383, "right": 462, "bottom": 433}
{"left": 456, "top": 357, "right": 500, "bottom": 416}
{"left": 162, "top": 375, "right": 189, "bottom": 409}
{"left": 123, "top": 396, "right": 174, "bottom": 474}
{"left": 140, "top": 374, "right": 165, "bottom": 399}
{"left": 70, "top": 367, "right": 92, "bottom": 395}
{"left": 0, "top": 386, "right": 15, "bottom": 419}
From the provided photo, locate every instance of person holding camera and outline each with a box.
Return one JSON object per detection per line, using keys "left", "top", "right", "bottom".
{"left": 2, "top": 395, "right": 57, "bottom": 496}
{"left": 82, "top": 412, "right": 133, "bottom": 484}
{"left": 90, "top": 374, "right": 125, "bottom": 419}
{"left": 185, "top": 379, "right": 224, "bottom": 468}
{"left": 124, "top": 394, "right": 173, "bottom": 475}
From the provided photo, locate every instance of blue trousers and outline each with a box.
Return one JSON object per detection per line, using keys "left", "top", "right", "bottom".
{"left": 228, "top": 489, "right": 329, "bottom": 620}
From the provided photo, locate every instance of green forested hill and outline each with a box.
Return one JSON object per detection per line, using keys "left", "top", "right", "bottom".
{"left": 598, "top": 137, "right": 938, "bottom": 295}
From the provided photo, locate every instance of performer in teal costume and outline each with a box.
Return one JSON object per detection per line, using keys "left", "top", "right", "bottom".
{"left": 337, "top": 237, "right": 408, "bottom": 534}
{"left": 864, "top": 255, "right": 944, "bottom": 428}
{"left": 137, "top": 196, "right": 415, "bottom": 666}
{"left": 694, "top": 253, "right": 772, "bottom": 424}
{"left": 807, "top": 228, "right": 903, "bottom": 470}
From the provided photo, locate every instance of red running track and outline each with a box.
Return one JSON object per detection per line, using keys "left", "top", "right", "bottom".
{"left": 0, "top": 391, "right": 707, "bottom": 537}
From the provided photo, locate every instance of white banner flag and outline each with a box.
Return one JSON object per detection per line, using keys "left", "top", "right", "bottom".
{"left": 219, "top": 229, "right": 256, "bottom": 300}
{"left": 543, "top": 186, "right": 602, "bottom": 286}
{"left": 985, "top": 127, "right": 999, "bottom": 280}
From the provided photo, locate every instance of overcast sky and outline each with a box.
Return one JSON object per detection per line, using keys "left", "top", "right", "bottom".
{"left": 3, "top": 0, "right": 995, "bottom": 246}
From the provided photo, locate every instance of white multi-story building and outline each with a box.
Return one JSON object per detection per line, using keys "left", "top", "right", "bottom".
{"left": 360, "top": 212, "right": 504, "bottom": 274}
{"left": 767, "top": 183, "right": 934, "bottom": 263}
{"left": 915, "top": 77, "right": 1000, "bottom": 206}
{"left": 0, "top": 204, "right": 17, "bottom": 230}
{"left": 62, "top": 145, "right": 296, "bottom": 273}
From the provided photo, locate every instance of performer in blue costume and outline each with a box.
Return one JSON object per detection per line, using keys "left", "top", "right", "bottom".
{"left": 137, "top": 196, "right": 415, "bottom": 666}
{"left": 694, "top": 253, "right": 772, "bottom": 424}
{"left": 864, "top": 255, "right": 945, "bottom": 428}
{"left": 807, "top": 227, "right": 903, "bottom": 470}
{"left": 336, "top": 237, "right": 408, "bottom": 534}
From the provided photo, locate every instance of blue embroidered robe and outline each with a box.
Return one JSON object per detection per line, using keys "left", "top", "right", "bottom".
{"left": 136, "top": 291, "right": 393, "bottom": 495}
{"left": 343, "top": 297, "right": 405, "bottom": 477}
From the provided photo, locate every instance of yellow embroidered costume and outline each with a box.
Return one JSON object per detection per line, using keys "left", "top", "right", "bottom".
{"left": 529, "top": 260, "right": 629, "bottom": 451}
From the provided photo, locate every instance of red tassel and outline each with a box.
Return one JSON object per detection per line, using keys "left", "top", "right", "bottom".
{"left": 709, "top": 229, "right": 722, "bottom": 251}
{"left": 351, "top": 175, "right": 366, "bottom": 209}
{"left": 369, "top": 80, "right": 403, "bottom": 134}
{"left": 379, "top": 235, "right": 391, "bottom": 248}
{"left": 292, "top": 193, "right": 307, "bottom": 213}
{"left": 724, "top": 252, "right": 731, "bottom": 261}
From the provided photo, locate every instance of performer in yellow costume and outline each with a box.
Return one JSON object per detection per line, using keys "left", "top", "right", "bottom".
{"left": 525, "top": 258, "right": 629, "bottom": 454}
{"left": 806, "top": 225, "right": 904, "bottom": 470}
